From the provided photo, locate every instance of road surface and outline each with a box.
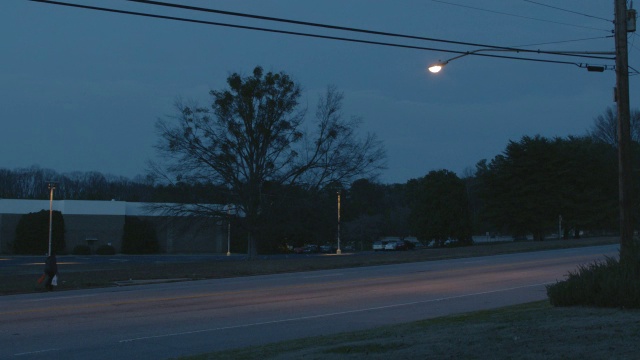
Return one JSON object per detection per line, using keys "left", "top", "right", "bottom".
{"left": 0, "top": 245, "right": 617, "bottom": 359}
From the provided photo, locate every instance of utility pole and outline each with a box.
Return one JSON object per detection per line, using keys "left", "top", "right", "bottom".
{"left": 226, "top": 205, "right": 232, "bottom": 256}
{"left": 614, "top": 0, "right": 635, "bottom": 263}
{"left": 336, "top": 191, "right": 342, "bottom": 255}
{"left": 47, "top": 182, "right": 56, "bottom": 256}
{"left": 558, "top": 215, "right": 562, "bottom": 240}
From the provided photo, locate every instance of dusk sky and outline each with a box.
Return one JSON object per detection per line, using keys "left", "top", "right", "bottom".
{"left": 3, "top": 1, "right": 635, "bottom": 184}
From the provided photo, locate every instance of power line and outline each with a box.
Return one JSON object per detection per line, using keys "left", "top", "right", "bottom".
{"left": 430, "top": 0, "right": 612, "bottom": 33}
{"left": 127, "top": 0, "right": 607, "bottom": 59}
{"left": 125, "top": 0, "right": 613, "bottom": 61}
{"left": 522, "top": 0, "right": 612, "bottom": 23}
{"left": 29, "top": 0, "right": 614, "bottom": 70}
{"left": 513, "top": 36, "right": 614, "bottom": 48}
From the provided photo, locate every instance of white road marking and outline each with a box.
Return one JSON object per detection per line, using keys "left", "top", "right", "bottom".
{"left": 119, "top": 281, "right": 552, "bottom": 343}
{"left": 27, "top": 294, "right": 99, "bottom": 302}
{"left": 302, "top": 273, "right": 343, "bottom": 279}
{"left": 14, "top": 348, "right": 59, "bottom": 356}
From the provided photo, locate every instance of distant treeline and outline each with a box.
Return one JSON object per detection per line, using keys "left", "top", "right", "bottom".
{"left": 0, "top": 167, "right": 226, "bottom": 204}
{"left": 1, "top": 132, "right": 628, "bottom": 248}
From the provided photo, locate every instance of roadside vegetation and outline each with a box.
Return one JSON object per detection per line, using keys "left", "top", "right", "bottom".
{"left": 547, "top": 240, "right": 640, "bottom": 308}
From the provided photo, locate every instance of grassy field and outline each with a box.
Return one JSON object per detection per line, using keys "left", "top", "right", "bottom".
{"left": 0, "top": 237, "right": 618, "bottom": 295}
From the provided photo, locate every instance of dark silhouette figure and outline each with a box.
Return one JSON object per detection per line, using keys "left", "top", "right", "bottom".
{"left": 44, "top": 254, "right": 58, "bottom": 291}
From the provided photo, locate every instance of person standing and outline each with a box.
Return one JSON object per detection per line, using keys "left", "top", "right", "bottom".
{"left": 44, "top": 253, "right": 58, "bottom": 291}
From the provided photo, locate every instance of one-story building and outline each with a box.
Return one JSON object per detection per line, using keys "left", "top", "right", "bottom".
{"left": 0, "top": 199, "right": 227, "bottom": 254}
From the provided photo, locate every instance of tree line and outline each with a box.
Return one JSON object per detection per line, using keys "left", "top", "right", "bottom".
{"left": 3, "top": 64, "right": 635, "bottom": 254}
{"left": 2, "top": 130, "right": 631, "bottom": 252}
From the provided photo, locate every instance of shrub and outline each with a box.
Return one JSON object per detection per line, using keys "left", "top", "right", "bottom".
{"left": 14, "top": 210, "right": 65, "bottom": 255}
{"left": 121, "top": 217, "right": 160, "bottom": 254}
{"left": 95, "top": 244, "right": 116, "bottom": 255}
{"left": 547, "top": 256, "right": 640, "bottom": 308}
{"left": 72, "top": 245, "right": 91, "bottom": 255}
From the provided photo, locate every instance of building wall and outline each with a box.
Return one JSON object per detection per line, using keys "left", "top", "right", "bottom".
{"left": 0, "top": 199, "right": 227, "bottom": 254}
{"left": 0, "top": 214, "right": 20, "bottom": 253}
{"left": 64, "top": 214, "right": 125, "bottom": 252}
{"left": 143, "top": 216, "right": 224, "bottom": 254}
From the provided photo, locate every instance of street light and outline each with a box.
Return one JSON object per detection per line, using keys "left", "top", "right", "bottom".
{"left": 225, "top": 204, "right": 235, "bottom": 256}
{"left": 47, "top": 182, "right": 57, "bottom": 256}
{"left": 428, "top": 49, "right": 492, "bottom": 73}
{"left": 614, "top": 0, "right": 634, "bottom": 263}
{"left": 336, "top": 191, "right": 342, "bottom": 255}
{"left": 427, "top": 64, "right": 443, "bottom": 73}
{"left": 427, "top": 48, "right": 615, "bottom": 74}
{"left": 426, "top": 0, "right": 634, "bottom": 261}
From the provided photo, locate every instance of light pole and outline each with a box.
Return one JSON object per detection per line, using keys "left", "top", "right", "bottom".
{"left": 225, "top": 204, "right": 234, "bottom": 256}
{"left": 428, "top": 2, "right": 633, "bottom": 259}
{"left": 336, "top": 191, "right": 342, "bottom": 255}
{"left": 614, "top": 0, "right": 634, "bottom": 263}
{"left": 47, "top": 182, "right": 56, "bottom": 256}
{"left": 558, "top": 215, "right": 563, "bottom": 240}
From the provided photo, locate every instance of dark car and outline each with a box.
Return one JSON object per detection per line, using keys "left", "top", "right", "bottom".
{"left": 293, "top": 244, "right": 319, "bottom": 254}
{"left": 395, "top": 240, "right": 416, "bottom": 251}
{"left": 304, "top": 244, "right": 319, "bottom": 253}
{"left": 320, "top": 244, "right": 336, "bottom": 253}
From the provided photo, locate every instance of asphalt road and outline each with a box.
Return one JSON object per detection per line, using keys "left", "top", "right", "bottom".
{"left": 0, "top": 244, "right": 618, "bottom": 360}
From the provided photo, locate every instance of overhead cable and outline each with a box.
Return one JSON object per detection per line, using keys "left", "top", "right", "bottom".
{"left": 29, "top": 0, "right": 614, "bottom": 70}
{"left": 513, "top": 36, "right": 614, "bottom": 48}
{"left": 128, "top": 0, "right": 612, "bottom": 60}
{"left": 523, "top": 0, "right": 613, "bottom": 23}
{"left": 431, "top": 0, "right": 612, "bottom": 33}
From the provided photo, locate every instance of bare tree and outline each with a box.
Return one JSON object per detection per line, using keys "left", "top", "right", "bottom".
{"left": 150, "top": 66, "right": 386, "bottom": 256}
{"left": 588, "top": 106, "right": 640, "bottom": 146}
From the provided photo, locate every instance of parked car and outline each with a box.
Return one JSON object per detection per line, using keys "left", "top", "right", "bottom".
{"left": 444, "top": 239, "right": 458, "bottom": 246}
{"left": 410, "top": 240, "right": 425, "bottom": 250}
{"left": 304, "top": 244, "right": 319, "bottom": 253}
{"left": 320, "top": 244, "right": 336, "bottom": 253}
{"left": 395, "top": 240, "right": 415, "bottom": 251}
{"left": 293, "top": 244, "right": 319, "bottom": 254}
{"left": 384, "top": 241, "right": 398, "bottom": 250}
{"left": 372, "top": 241, "right": 385, "bottom": 251}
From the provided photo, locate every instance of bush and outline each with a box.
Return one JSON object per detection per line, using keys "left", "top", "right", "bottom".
{"left": 547, "top": 256, "right": 640, "bottom": 308}
{"left": 95, "top": 245, "right": 116, "bottom": 255}
{"left": 14, "top": 210, "right": 65, "bottom": 255}
{"left": 72, "top": 245, "right": 91, "bottom": 255}
{"left": 121, "top": 217, "right": 160, "bottom": 254}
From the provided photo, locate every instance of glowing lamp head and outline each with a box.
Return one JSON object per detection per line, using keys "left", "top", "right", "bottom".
{"left": 428, "top": 64, "right": 443, "bottom": 73}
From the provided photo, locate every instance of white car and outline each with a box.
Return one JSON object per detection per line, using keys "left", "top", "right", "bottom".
{"left": 384, "top": 241, "right": 398, "bottom": 250}
{"left": 372, "top": 241, "right": 385, "bottom": 251}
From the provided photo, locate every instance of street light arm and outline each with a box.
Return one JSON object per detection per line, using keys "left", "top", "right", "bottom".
{"left": 429, "top": 48, "right": 502, "bottom": 72}
{"left": 428, "top": 47, "right": 615, "bottom": 73}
